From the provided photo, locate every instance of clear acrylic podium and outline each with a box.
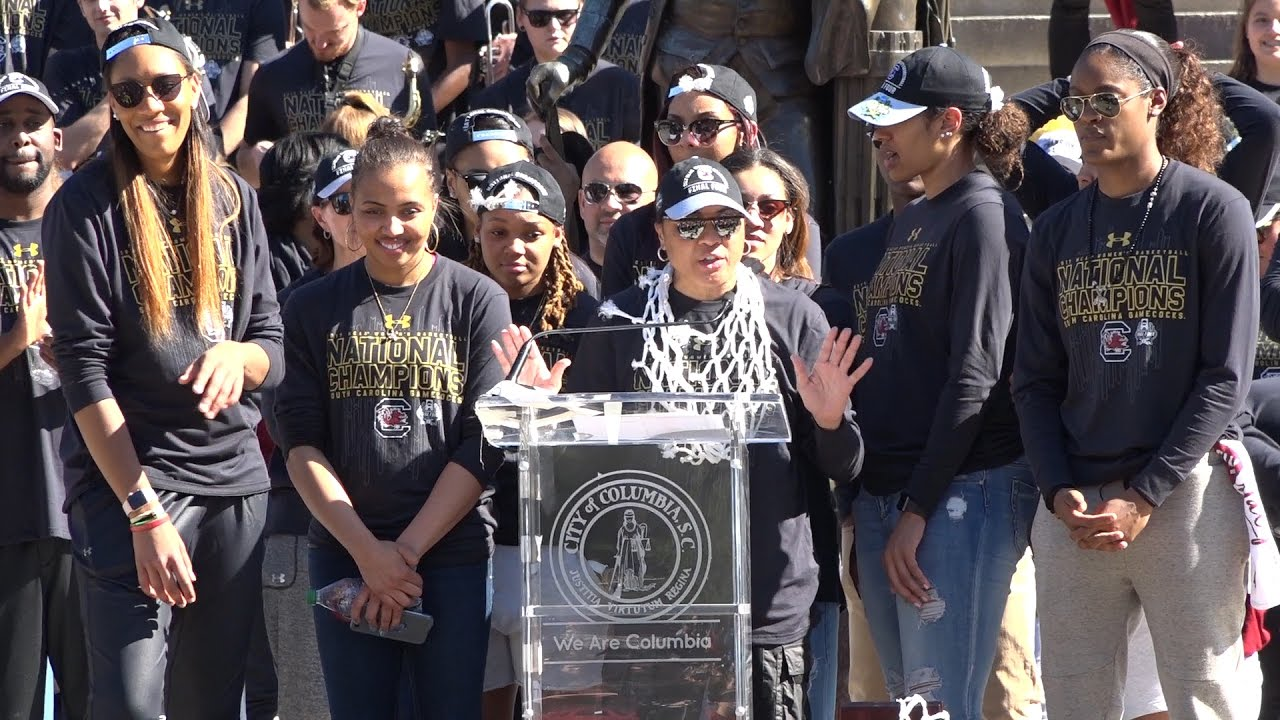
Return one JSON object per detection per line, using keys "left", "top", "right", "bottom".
{"left": 477, "top": 387, "right": 791, "bottom": 719}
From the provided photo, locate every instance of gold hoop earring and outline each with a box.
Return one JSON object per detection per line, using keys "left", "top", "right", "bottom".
{"left": 426, "top": 228, "right": 440, "bottom": 255}
{"left": 345, "top": 225, "right": 362, "bottom": 253}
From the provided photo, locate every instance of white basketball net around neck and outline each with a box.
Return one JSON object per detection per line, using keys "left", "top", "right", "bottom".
{"left": 598, "top": 263, "right": 778, "bottom": 465}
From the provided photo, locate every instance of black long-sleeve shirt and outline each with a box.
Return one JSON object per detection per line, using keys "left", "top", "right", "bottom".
{"left": 823, "top": 212, "right": 894, "bottom": 336}
{"left": 1014, "top": 161, "right": 1258, "bottom": 507}
{"left": 565, "top": 279, "right": 863, "bottom": 646}
{"left": 855, "top": 172, "right": 1026, "bottom": 515}
{"left": 45, "top": 158, "right": 283, "bottom": 503}
{"left": 272, "top": 257, "right": 510, "bottom": 564}
{"left": 600, "top": 202, "right": 660, "bottom": 298}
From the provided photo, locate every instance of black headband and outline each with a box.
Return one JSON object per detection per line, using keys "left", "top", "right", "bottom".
{"left": 1087, "top": 30, "right": 1180, "bottom": 99}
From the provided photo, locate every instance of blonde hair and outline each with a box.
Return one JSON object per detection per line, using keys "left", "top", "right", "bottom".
{"left": 321, "top": 91, "right": 392, "bottom": 147}
{"left": 523, "top": 107, "right": 588, "bottom": 140}
{"left": 109, "top": 73, "right": 240, "bottom": 337}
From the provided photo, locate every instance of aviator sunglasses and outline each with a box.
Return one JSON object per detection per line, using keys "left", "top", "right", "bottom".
{"left": 655, "top": 118, "right": 737, "bottom": 147}
{"left": 1060, "top": 88, "right": 1153, "bottom": 121}
{"left": 523, "top": 7, "right": 580, "bottom": 27}
{"left": 583, "top": 182, "right": 647, "bottom": 204}
{"left": 109, "top": 73, "right": 192, "bottom": 109}
{"left": 673, "top": 216, "right": 743, "bottom": 241}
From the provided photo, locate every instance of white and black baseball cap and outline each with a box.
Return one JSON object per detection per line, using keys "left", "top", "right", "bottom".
{"left": 443, "top": 109, "right": 535, "bottom": 167}
{"left": 313, "top": 149, "right": 358, "bottom": 200}
{"left": 663, "top": 63, "right": 758, "bottom": 122}
{"left": 656, "top": 157, "right": 749, "bottom": 220}
{"left": 848, "top": 46, "right": 1002, "bottom": 127}
{"left": 0, "top": 73, "right": 57, "bottom": 115}
{"left": 475, "top": 161, "right": 567, "bottom": 226}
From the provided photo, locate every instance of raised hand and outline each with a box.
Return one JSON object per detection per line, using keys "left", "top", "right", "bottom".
{"left": 490, "top": 324, "right": 569, "bottom": 393}
{"left": 791, "top": 328, "right": 872, "bottom": 430}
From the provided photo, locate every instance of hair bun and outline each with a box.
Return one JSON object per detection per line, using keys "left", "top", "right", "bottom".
{"left": 365, "top": 116, "right": 410, "bottom": 141}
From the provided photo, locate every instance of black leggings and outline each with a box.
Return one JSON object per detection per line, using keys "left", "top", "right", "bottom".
{"left": 1048, "top": 0, "right": 1179, "bottom": 79}
{"left": 70, "top": 484, "right": 267, "bottom": 720}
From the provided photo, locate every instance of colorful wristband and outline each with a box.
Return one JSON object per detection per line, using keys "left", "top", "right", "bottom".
{"left": 129, "top": 515, "right": 169, "bottom": 533}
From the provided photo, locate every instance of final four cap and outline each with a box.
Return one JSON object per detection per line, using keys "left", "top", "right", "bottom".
{"left": 664, "top": 64, "right": 758, "bottom": 121}
{"left": 103, "top": 17, "right": 197, "bottom": 67}
{"left": 0, "top": 73, "right": 57, "bottom": 115}
{"left": 475, "top": 161, "right": 568, "bottom": 226}
{"left": 656, "top": 157, "right": 749, "bottom": 220}
{"left": 848, "top": 46, "right": 999, "bottom": 127}
{"left": 443, "top": 109, "right": 535, "bottom": 166}
{"left": 313, "top": 149, "right": 358, "bottom": 200}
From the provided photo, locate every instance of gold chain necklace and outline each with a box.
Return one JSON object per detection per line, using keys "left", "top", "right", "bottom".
{"left": 366, "top": 260, "right": 428, "bottom": 340}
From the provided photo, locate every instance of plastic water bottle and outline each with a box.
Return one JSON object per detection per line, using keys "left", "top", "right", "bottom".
{"left": 308, "top": 578, "right": 433, "bottom": 644}
{"left": 308, "top": 578, "right": 363, "bottom": 620}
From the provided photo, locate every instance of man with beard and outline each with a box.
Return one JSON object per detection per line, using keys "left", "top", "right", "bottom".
{"left": 238, "top": 0, "right": 435, "bottom": 186}
{"left": 0, "top": 71, "right": 89, "bottom": 720}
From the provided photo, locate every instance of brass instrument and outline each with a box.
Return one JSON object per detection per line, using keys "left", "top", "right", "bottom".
{"left": 482, "top": 0, "right": 514, "bottom": 86}
{"left": 403, "top": 49, "right": 425, "bottom": 130}
{"left": 288, "top": 0, "right": 300, "bottom": 47}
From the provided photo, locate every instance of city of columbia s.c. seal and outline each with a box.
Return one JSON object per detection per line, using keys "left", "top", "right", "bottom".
{"left": 551, "top": 470, "right": 712, "bottom": 622}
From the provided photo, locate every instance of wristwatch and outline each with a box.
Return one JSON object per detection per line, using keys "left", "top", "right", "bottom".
{"left": 896, "top": 494, "right": 928, "bottom": 517}
{"left": 122, "top": 487, "right": 159, "bottom": 516}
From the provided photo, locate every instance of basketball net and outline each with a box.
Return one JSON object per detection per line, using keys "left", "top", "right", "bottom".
{"left": 598, "top": 263, "right": 777, "bottom": 465}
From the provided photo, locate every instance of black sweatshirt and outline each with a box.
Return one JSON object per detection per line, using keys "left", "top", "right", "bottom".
{"left": 855, "top": 172, "right": 1026, "bottom": 514}
{"left": 44, "top": 158, "right": 284, "bottom": 503}
{"left": 1013, "top": 74, "right": 1280, "bottom": 221}
{"left": 1014, "top": 161, "right": 1258, "bottom": 507}
{"left": 272, "top": 257, "right": 510, "bottom": 564}
{"left": 823, "top": 212, "right": 894, "bottom": 336}
{"left": 491, "top": 289, "right": 600, "bottom": 547}
{"left": 565, "top": 280, "right": 863, "bottom": 646}
{"left": 166, "top": 0, "right": 286, "bottom": 122}
{"left": 244, "top": 27, "right": 437, "bottom": 143}
{"left": 470, "top": 59, "right": 642, "bottom": 148}
{"left": 600, "top": 202, "right": 661, "bottom": 299}
{"left": 778, "top": 275, "right": 851, "bottom": 605}
{"left": 0, "top": 219, "right": 68, "bottom": 545}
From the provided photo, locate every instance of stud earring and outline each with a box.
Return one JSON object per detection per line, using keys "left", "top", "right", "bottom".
{"left": 941, "top": 130, "right": 954, "bottom": 138}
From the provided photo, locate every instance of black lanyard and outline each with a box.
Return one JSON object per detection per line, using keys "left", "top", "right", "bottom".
{"left": 320, "top": 27, "right": 367, "bottom": 110}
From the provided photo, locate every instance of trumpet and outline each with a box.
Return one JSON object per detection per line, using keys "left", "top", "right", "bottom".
{"left": 482, "top": 0, "right": 515, "bottom": 86}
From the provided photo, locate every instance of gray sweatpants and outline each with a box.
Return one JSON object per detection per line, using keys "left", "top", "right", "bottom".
{"left": 1032, "top": 453, "right": 1258, "bottom": 720}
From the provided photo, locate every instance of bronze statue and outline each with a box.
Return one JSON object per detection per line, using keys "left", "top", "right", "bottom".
{"left": 525, "top": 0, "right": 942, "bottom": 233}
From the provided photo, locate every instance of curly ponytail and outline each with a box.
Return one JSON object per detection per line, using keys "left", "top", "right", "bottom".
{"left": 968, "top": 105, "right": 1031, "bottom": 189}
{"left": 1157, "top": 43, "right": 1225, "bottom": 173}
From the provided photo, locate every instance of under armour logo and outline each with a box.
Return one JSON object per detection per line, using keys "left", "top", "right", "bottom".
{"left": 906, "top": 227, "right": 922, "bottom": 243}
{"left": 270, "top": 573, "right": 286, "bottom": 584}
{"left": 1105, "top": 232, "right": 1132, "bottom": 248}
{"left": 12, "top": 243, "right": 36, "bottom": 257}
{"left": 383, "top": 314, "right": 411, "bottom": 330}
{"left": 184, "top": 0, "right": 203, "bottom": 9}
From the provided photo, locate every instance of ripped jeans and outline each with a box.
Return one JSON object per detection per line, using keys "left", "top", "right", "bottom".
{"left": 853, "top": 458, "right": 1039, "bottom": 719}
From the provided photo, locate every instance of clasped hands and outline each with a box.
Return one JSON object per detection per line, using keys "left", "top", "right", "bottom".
{"left": 351, "top": 538, "right": 424, "bottom": 632}
{"left": 1053, "top": 486, "right": 1153, "bottom": 551}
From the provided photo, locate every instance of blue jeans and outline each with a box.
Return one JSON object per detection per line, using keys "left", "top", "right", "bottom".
{"left": 807, "top": 601, "right": 840, "bottom": 720}
{"left": 853, "top": 458, "right": 1038, "bottom": 720}
{"left": 309, "top": 545, "right": 491, "bottom": 720}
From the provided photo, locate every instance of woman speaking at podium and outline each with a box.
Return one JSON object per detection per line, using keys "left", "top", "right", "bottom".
{"left": 493, "top": 156, "right": 868, "bottom": 720}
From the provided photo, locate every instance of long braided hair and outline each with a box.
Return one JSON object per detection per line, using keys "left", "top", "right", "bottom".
{"left": 466, "top": 228, "right": 585, "bottom": 333}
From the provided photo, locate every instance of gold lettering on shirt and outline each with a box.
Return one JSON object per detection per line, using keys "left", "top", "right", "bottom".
{"left": 326, "top": 330, "right": 466, "bottom": 402}
{"left": 1055, "top": 249, "right": 1188, "bottom": 328}
{"left": 1105, "top": 232, "right": 1132, "bottom": 249}
{"left": 850, "top": 281, "right": 870, "bottom": 336}
{"left": 605, "top": 33, "right": 644, "bottom": 75}
{"left": 866, "top": 243, "right": 932, "bottom": 309}
{"left": 120, "top": 230, "right": 238, "bottom": 309}
{"left": 362, "top": 0, "right": 439, "bottom": 41}
{"left": 283, "top": 87, "right": 393, "bottom": 133}
{"left": 169, "top": 14, "right": 244, "bottom": 62}
{"left": 0, "top": 241, "right": 40, "bottom": 313}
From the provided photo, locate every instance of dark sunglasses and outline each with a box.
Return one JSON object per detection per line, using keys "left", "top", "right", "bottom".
{"left": 655, "top": 118, "right": 737, "bottom": 147}
{"left": 1060, "top": 89, "right": 1153, "bottom": 121}
{"left": 109, "top": 73, "right": 191, "bottom": 109}
{"left": 459, "top": 170, "right": 489, "bottom": 190}
{"left": 744, "top": 198, "right": 791, "bottom": 221}
{"left": 320, "top": 192, "right": 352, "bottom": 215}
{"left": 583, "top": 182, "right": 647, "bottom": 204}
{"left": 673, "top": 216, "right": 743, "bottom": 241}
{"left": 523, "top": 7, "right": 579, "bottom": 27}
